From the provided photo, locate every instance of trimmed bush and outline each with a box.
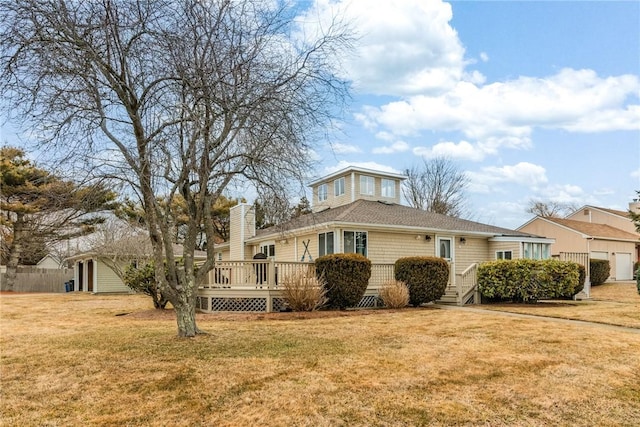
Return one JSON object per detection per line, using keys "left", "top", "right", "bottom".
{"left": 636, "top": 266, "right": 640, "bottom": 295}
{"left": 394, "top": 257, "right": 449, "bottom": 306}
{"left": 315, "top": 253, "right": 371, "bottom": 309}
{"left": 574, "top": 263, "right": 585, "bottom": 296}
{"left": 478, "top": 259, "right": 580, "bottom": 303}
{"left": 379, "top": 280, "right": 410, "bottom": 309}
{"left": 123, "top": 262, "right": 169, "bottom": 309}
{"left": 590, "top": 259, "right": 610, "bottom": 286}
{"left": 281, "top": 271, "right": 327, "bottom": 312}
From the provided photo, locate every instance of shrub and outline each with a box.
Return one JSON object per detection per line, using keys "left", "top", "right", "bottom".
{"left": 478, "top": 259, "right": 580, "bottom": 303}
{"left": 574, "top": 263, "right": 585, "bottom": 295}
{"left": 379, "top": 280, "right": 409, "bottom": 309}
{"left": 590, "top": 259, "right": 610, "bottom": 285}
{"left": 637, "top": 266, "right": 640, "bottom": 295}
{"left": 315, "top": 253, "right": 371, "bottom": 309}
{"left": 281, "top": 271, "right": 327, "bottom": 311}
{"left": 394, "top": 257, "right": 449, "bottom": 306}
{"left": 123, "top": 261, "right": 169, "bottom": 309}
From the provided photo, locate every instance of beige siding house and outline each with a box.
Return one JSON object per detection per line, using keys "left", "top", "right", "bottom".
{"left": 197, "top": 166, "right": 554, "bottom": 311}
{"left": 68, "top": 241, "right": 207, "bottom": 294}
{"left": 220, "top": 166, "right": 553, "bottom": 274}
{"left": 518, "top": 208, "right": 639, "bottom": 281}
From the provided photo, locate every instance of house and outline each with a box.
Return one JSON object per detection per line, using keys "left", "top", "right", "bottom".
{"left": 67, "top": 238, "right": 207, "bottom": 293}
{"left": 35, "top": 254, "right": 64, "bottom": 269}
{"left": 517, "top": 203, "right": 640, "bottom": 281}
{"left": 199, "top": 166, "right": 554, "bottom": 311}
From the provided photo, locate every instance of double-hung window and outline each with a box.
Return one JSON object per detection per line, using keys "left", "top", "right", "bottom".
{"left": 318, "top": 232, "right": 334, "bottom": 257}
{"left": 334, "top": 177, "right": 345, "bottom": 197}
{"left": 496, "top": 250, "right": 512, "bottom": 260}
{"left": 360, "top": 175, "right": 374, "bottom": 196}
{"left": 381, "top": 179, "right": 395, "bottom": 198}
{"left": 344, "top": 231, "right": 367, "bottom": 257}
{"left": 318, "top": 183, "right": 328, "bottom": 202}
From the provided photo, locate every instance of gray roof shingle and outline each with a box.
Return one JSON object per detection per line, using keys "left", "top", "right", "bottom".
{"left": 255, "top": 199, "right": 535, "bottom": 238}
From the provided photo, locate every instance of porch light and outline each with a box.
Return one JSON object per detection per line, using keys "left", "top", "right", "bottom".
{"left": 425, "top": 235, "right": 432, "bottom": 242}
{"left": 459, "top": 237, "right": 466, "bottom": 245}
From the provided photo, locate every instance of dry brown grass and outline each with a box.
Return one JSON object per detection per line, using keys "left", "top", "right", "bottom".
{"left": 478, "top": 281, "right": 640, "bottom": 329}
{"left": 1, "top": 291, "right": 639, "bottom": 426}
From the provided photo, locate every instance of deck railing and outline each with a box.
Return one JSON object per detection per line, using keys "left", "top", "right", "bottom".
{"left": 456, "top": 262, "right": 479, "bottom": 305}
{"left": 197, "top": 260, "right": 478, "bottom": 312}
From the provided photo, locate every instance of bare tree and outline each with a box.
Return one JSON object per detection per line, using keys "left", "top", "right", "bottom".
{"left": 403, "top": 157, "right": 469, "bottom": 217}
{"left": 1, "top": 0, "right": 351, "bottom": 336}
{"left": 527, "top": 200, "right": 578, "bottom": 218}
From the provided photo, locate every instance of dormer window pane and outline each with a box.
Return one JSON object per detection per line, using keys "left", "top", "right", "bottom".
{"left": 360, "top": 175, "right": 374, "bottom": 195}
{"left": 334, "top": 177, "right": 345, "bottom": 196}
{"left": 381, "top": 179, "right": 395, "bottom": 198}
{"left": 318, "top": 183, "right": 328, "bottom": 201}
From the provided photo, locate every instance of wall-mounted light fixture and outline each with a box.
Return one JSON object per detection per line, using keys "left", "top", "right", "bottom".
{"left": 459, "top": 237, "right": 466, "bottom": 245}
{"left": 425, "top": 235, "right": 432, "bottom": 242}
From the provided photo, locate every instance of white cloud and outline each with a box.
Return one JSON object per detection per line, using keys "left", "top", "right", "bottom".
{"left": 413, "top": 140, "right": 485, "bottom": 162}
{"left": 372, "top": 140, "right": 410, "bottom": 154}
{"left": 296, "top": 0, "right": 465, "bottom": 96}
{"left": 358, "top": 68, "right": 639, "bottom": 156}
{"left": 631, "top": 169, "right": 640, "bottom": 179}
{"left": 467, "top": 162, "right": 548, "bottom": 193}
{"left": 330, "top": 142, "right": 362, "bottom": 154}
{"left": 479, "top": 52, "right": 489, "bottom": 62}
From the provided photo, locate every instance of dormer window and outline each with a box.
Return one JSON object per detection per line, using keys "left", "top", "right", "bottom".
{"left": 318, "top": 183, "right": 328, "bottom": 202}
{"left": 334, "top": 177, "right": 345, "bottom": 197}
{"left": 381, "top": 178, "right": 395, "bottom": 198}
{"left": 360, "top": 175, "right": 374, "bottom": 195}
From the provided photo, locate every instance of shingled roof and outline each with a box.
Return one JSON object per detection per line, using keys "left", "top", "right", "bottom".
{"left": 541, "top": 217, "right": 639, "bottom": 241}
{"left": 253, "top": 199, "right": 535, "bottom": 239}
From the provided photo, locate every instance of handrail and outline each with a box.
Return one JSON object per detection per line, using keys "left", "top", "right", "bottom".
{"left": 456, "top": 262, "right": 479, "bottom": 305}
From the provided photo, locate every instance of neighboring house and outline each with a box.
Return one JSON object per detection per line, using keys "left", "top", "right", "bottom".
{"left": 35, "top": 254, "right": 63, "bottom": 269}
{"left": 67, "top": 240, "right": 207, "bottom": 294}
{"left": 216, "top": 166, "right": 553, "bottom": 279}
{"left": 518, "top": 204, "right": 640, "bottom": 281}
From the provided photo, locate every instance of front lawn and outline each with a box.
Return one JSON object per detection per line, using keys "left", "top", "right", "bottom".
{"left": 1, "top": 291, "right": 639, "bottom": 426}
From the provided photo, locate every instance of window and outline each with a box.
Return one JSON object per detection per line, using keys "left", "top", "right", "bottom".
{"left": 381, "top": 178, "right": 395, "bottom": 198}
{"left": 318, "top": 232, "right": 335, "bottom": 257}
{"left": 334, "top": 177, "right": 345, "bottom": 197}
{"left": 217, "top": 252, "right": 223, "bottom": 261}
{"left": 344, "top": 231, "right": 367, "bottom": 257}
{"left": 318, "top": 183, "right": 328, "bottom": 202}
{"left": 496, "top": 250, "right": 512, "bottom": 260}
{"left": 260, "top": 244, "right": 275, "bottom": 258}
{"left": 360, "top": 175, "right": 374, "bottom": 195}
{"left": 523, "top": 243, "right": 550, "bottom": 260}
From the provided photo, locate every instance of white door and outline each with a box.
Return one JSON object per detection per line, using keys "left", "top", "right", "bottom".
{"left": 437, "top": 237, "right": 453, "bottom": 262}
{"left": 615, "top": 253, "right": 632, "bottom": 281}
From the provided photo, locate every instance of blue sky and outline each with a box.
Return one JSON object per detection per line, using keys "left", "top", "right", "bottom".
{"left": 300, "top": 0, "right": 640, "bottom": 228}
{"left": 2, "top": 0, "right": 638, "bottom": 230}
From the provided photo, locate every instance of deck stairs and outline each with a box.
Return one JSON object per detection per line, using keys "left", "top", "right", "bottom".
{"left": 436, "top": 262, "right": 479, "bottom": 306}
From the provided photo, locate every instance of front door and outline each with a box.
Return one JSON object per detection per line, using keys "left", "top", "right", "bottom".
{"left": 437, "top": 237, "right": 453, "bottom": 262}
{"left": 87, "top": 260, "right": 94, "bottom": 292}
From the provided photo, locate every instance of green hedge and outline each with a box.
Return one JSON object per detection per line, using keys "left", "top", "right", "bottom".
{"left": 636, "top": 266, "right": 640, "bottom": 295}
{"left": 590, "top": 259, "right": 610, "bottom": 285}
{"left": 478, "top": 259, "right": 581, "bottom": 303}
{"left": 394, "top": 256, "right": 449, "bottom": 306}
{"left": 315, "top": 253, "right": 371, "bottom": 309}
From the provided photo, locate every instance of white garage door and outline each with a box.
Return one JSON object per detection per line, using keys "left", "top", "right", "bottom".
{"left": 615, "top": 253, "right": 632, "bottom": 281}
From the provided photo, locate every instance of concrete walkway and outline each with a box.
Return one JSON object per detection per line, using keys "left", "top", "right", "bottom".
{"left": 435, "top": 304, "right": 640, "bottom": 335}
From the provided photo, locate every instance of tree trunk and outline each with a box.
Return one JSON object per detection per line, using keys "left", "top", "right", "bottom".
{"left": 3, "top": 214, "right": 25, "bottom": 291}
{"left": 171, "top": 277, "right": 203, "bottom": 337}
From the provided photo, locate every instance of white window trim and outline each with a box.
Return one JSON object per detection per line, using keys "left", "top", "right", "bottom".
{"left": 318, "top": 183, "right": 328, "bottom": 202}
{"left": 334, "top": 177, "right": 345, "bottom": 197}
{"left": 360, "top": 175, "right": 375, "bottom": 196}
{"left": 496, "top": 250, "right": 513, "bottom": 260}
{"left": 343, "top": 230, "right": 368, "bottom": 257}
{"left": 381, "top": 178, "right": 395, "bottom": 198}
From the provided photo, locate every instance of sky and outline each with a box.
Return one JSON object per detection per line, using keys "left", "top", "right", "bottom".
{"left": 297, "top": 0, "right": 640, "bottom": 228}
{"left": 1, "top": 0, "right": 639, "bottom": 230}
